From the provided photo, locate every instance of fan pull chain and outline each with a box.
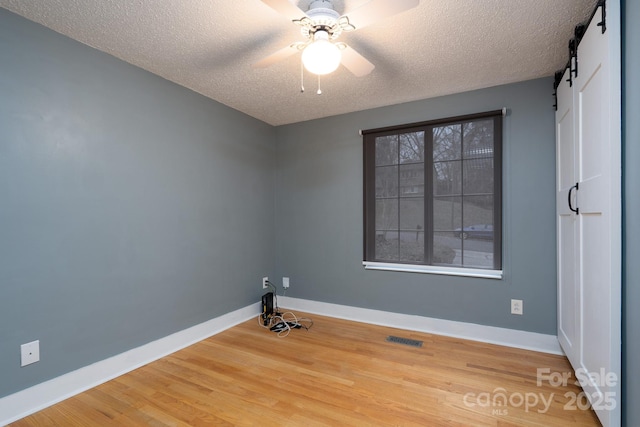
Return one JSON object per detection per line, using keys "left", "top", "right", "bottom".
{"left": 300, "top": 59, "right": 305, "bottom": 93}
{"left": 317, "top": 74, "right": 322, "bottom": 95}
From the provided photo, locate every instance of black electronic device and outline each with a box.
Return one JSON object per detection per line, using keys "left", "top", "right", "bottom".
{"left": 270, "top": 321, "right": 302, "bottom": 332}
{"left": 262, "top": 292, "right": 274, "bottom": 326}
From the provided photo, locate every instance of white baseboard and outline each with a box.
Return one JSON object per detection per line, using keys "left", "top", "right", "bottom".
{"left": 1, "top": 298, "right": 562, "bottom": 425}
{"left": 279, "top": 296, "right": 563, "bottom": 355}
{"left": 0, "top": 303, "right": 260, "bottom": 426}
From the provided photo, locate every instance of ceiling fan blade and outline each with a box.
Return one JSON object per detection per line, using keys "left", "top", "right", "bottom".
{"left": 340, "top": 45, "right": 375, "bottom": 77}
{"left": 253, "top": 44, "right": 301, "bottom": 68}
{"left": 260, "top": 0, "right": 307, "bottom": 21}
{"left": 344, "top": 0, "right": 419, "bottom": 31}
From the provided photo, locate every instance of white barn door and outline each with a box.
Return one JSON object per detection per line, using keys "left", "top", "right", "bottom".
{"left": 556, "top": 2, "right": 621, "bottom": 426}
{"left": 575, "top": 7, "right": 620, "bottom": 427}
{"left": 556, "top": 67, "right": 579, "bottom": 368}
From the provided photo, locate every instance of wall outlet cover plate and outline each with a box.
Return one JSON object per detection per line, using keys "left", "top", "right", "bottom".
{"left": 21, "top": 340, "right": 40, "bottom": 367}
{"left": 511, "top": 299, "right": 523, "bottom": 315}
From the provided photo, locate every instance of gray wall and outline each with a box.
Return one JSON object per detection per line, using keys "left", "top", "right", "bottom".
{"left": 275, "top": 78, "right": 557, "bottom": 334}
{"left": 0, "top": 9, "right": 276, "bottom": 398}
{"left": 622, "top": 1, "right": 639, "bottom": 425}
{"left": 3, "top": 3, "right": 637, "bottom": 423}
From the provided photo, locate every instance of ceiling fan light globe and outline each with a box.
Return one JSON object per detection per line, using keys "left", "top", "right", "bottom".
{"left": 302, "top": 39, "right": 342, "bottom": 75}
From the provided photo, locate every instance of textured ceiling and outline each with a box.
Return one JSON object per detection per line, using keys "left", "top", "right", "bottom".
{"left": 0, "top": 0, "right": 597, "bottom": 126}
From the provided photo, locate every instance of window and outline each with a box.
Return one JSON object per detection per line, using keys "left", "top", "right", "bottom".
{"left": 363, "top": 110, "right": 503, "bottom": 276}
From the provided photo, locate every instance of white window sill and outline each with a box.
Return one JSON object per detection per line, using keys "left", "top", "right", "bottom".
{"left": 362, "top": 261, "right": 503, "bottom": 280}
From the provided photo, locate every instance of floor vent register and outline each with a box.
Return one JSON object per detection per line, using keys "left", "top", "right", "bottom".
{"left": 386, "top": 335, "right": 423, "bottom": 348}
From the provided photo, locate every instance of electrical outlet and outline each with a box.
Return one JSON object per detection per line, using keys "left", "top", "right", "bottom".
{"left": 511, "top": 299, "right": 523, "bottom": 315}
{"left": 262, "top": 277, "right": 269, "bottom": 289}
{"left": 21, "top": 340, "right": 40, "bottom": 367}
{"left": 283, "top": 277, "right": 290, "bottom": 289}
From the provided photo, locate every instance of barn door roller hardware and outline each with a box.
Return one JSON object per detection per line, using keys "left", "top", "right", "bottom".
{"left": 568, "top": 38, "right": 578, "bottom": 84}
{"left": 551, "top": 0, "right": 606, "bottom": 109}
{"left": 553, "top": 71, "right": 563, "bottom": 111}
{"left": 597, "top": 0, "right": 606, "bottom": 33}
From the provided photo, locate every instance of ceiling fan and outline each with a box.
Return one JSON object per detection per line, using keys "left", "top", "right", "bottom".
{"left": 254, "top": 0, "right": 420, "bottom": 79}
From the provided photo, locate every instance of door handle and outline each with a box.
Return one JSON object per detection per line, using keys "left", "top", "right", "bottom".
{"left": 568, "top": 182, "right": 579, "bottom": 215}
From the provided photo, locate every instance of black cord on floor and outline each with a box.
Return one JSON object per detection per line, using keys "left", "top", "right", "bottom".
{"left": 257, "top": 281, "right": 313, "bottom": 338}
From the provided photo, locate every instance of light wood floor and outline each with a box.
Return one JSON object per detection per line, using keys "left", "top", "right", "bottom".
{"left": 11, "top": 311, "right": 600, "bottom": 426}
